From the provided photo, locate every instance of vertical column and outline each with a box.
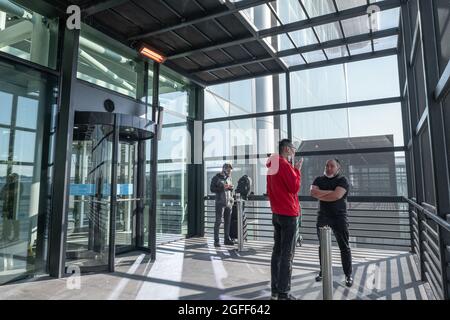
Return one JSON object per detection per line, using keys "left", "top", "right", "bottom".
{"left": 149, "top": 62, "right": 159, "bottom": 261}
{"left": 418, "top": 0, "right": 450, "bottom": 300}
{"left": 401, "top": 1, "right": 426, "bottom": 280}
{"left": 48, "top": 25, "right": 79, "bottom": 278}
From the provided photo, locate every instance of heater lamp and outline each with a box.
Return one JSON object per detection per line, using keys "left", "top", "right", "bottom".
{"left": 139, "top": 46, "right": 166, "bottom": 63}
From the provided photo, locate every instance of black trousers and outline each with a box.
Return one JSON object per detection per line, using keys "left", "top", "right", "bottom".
{"left": 214, "top": 204, "right": 232, "bottom": 243}
{"left": 316, "top": 214, "right": 352, "bottom": 277}
{"left": 271, "top": 214, "right": 298, "bottom": 295}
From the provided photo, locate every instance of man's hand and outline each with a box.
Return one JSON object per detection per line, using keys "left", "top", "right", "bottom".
{"left": 294, "top": 157, "right": 304, "bottom": 171}
{"left": 224, "top": 184, "right": 233, "bottom": 190}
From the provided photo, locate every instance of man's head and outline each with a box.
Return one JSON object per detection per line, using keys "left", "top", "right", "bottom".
{"left": 222, "top": 163, "right": 233, "bottom": 177}
{"left": 324, "top": 159, "right": 341, "bottom": 178}
{"left": 279, "top": 139, "right": 296, "bottom": 160}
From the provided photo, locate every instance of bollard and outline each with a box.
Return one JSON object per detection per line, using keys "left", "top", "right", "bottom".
{"left": 236, "top": 193, "right": 244, "bottom": 252}
{"left": 320, "top": 226, "right": 333, "bottom": 300}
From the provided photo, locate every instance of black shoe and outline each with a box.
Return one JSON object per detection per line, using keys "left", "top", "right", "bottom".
{"left": 315, "top": 272, "right": 322, "bottom": 282}
{"left": 224, "top": 240, "right": 235, "bottom": 245}
{"left": 270, "top": 292, "right": 278, "bottom": 300}
{"left": 214, "top": 242, "right": 221, "bottom": 247}
{"left": 345, "top": 276, "right": 353, "bottom": 287}
{"left": 278, "top": 293, "right": 297, "bottom": 300}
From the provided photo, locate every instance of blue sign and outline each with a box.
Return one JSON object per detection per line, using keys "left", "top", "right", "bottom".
{"left": 70, "top": 184, "right": 95, "bottom": 196}
{"left": 69, "top": 184, "right": 133, "bottom": 196}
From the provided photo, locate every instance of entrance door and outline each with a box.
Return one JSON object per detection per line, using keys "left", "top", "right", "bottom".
{"left": 115, "top": 137, "right": 138, "bottom": 253}
{"left": 66, "top": 112, "right": 153, "bottom": 272}
{"left": 66, "top": 123, "right": 113, "bottom": 271}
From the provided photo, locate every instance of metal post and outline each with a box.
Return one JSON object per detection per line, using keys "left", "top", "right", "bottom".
{"left": 236, "top": 193, "right": 244, "bottom": 252}
{"left": 320, "top": 226, "right": 333, "bottom": 300}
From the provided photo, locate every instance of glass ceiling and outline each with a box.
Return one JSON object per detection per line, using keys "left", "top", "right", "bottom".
{"left": 236, "top": 0, "right": 400, "bottom": 68}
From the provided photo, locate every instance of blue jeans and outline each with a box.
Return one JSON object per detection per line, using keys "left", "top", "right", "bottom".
{"left": 271, "top": 214, "right": 298, "bottom": 295}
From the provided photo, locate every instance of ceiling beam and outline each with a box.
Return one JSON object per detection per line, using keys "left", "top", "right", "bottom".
{"left": 128, "top": 0, "right": 273, "bottom": 40}
{"left": 83, "top": 0, "right": 130, "bottom": 16}
{"left": 193, "top": 28, "right": 398, "bottom": 74}
{"left": 165, "top": 0, "right": 401, "bottom": 61}
{"left": 205, "top": 48, "right": 397, "bottom": 86}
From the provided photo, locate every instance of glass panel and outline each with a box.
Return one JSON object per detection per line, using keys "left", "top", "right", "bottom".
{"left": 372, "top": 8, "right": 400, "bottom": 30}
{"left": 324, "top": 45, "right": 349, "bottom": 59}
{"left": 204, "top": 115, "right": 288, "bottom": 158}
{"left": 290, "top": 55, "right": 400, "bottom": 108}
{"left": 345, "top": 55, "right": 400, "bottom": 101}
{"left": 0, "top": 1, "right": 58, "bottom": 68}
{"left": 0, "top": 61, "right": 57, "bottom": 285}
{"left": 335, "top": 0, "right": 367, "bottom": 11}
{"left": 204, "top": 75, "right": 287, "bottom": 119}
{"left": 348, "top": 40, "right": 372, "bottom": 55}
{"left": 271, "top": 0, "right": 307, "bottom": 24}
{"left": 302, "top": 49, "right": 327, "bottom": 63}
{"left": 77, "top": 24, "right": 141, "bottom": 98}
{"left": 373, "top": 35, "right": 398, "bottom": 51}
{"left": 115, "top": 140, "right": 137, "bottom": 249}
{"left": 342, "top": 15, "right": 370, "bottom": 37}
{"left": 314, "top": 22, "right": 343, "bottom": 42}
{"left": 299, "top": 152, "right": 407, "bottom": 196}
{"left": 281, "top": 54, "right": 305, "bottom": 67}
{"left": 240, "top": 3, "right": 280, "bottom": 31}
{"left": 0, "top": 92, "right": 12, "bottom": 125}
{"left": 291, "top": 103, "right": 404, "bottom": 151}
{"left": 16, "top": 97, "right": 38, "bottom": 129}
{"left": 67, "top": 124, "right": 113, "bottom": 268}
{"left": 263, "top": 33, "right": 295, "bottom": 53}
{"left": 291, "top": 63, "right": 347, "bottom": 108}
{"left": 156, "top": 113, "right": 188, "bottom": 245}
{"left": 301, "top": 0, "right": 336, "bottom": 18}
{"left": 159, "top": 66, "right": 192, "bottom": 116}
{"left": 288, "top": 28, "right": 318, "bottom": 47}
{"left": 13, "top": 130, "right": 35, "bottom": 163}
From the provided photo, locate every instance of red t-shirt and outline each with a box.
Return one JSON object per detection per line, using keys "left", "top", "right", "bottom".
{"left": 266, "top": 154, "right": 301, "bottom": 217}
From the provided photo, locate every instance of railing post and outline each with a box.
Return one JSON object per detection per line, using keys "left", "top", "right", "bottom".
{"left": 236, "top": 193, "right": 244, "bottom": 252}
{"left": 320, "top": 226, "right": 333, "bottom": 300}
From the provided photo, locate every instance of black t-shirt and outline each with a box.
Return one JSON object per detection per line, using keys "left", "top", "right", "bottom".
{"left": 312, "top": 175, "right": 349, "bottom": 216}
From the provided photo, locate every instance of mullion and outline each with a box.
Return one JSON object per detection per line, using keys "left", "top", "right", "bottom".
{"left": 367, "top": 0, "right": 375, "bottom": 52}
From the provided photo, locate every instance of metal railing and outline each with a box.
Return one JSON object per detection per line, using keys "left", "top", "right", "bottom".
{"left": 204, "top": 195, "right": 412, "bottom": 251}
{"left": 404, "top": 197, "right": 450, "bottom": 300}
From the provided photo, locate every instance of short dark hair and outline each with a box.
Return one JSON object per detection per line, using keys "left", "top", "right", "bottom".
{"left": 223, "top": 163, "right": 233, "bottom": 170}
{"left": 279, "top": 139, "right": 294, "bottom": 154}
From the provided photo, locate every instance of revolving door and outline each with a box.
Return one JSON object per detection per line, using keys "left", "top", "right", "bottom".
{"left": 65, "top": 112, "right": 153, "bottom": 272}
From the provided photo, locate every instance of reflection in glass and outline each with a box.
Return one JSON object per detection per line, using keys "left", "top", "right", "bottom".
{"left": 67, "top": 125, "right": 113, "bottom": 268}
{"left": 0, "top": 1, "right": 58, "bottom": 68}
{"left": 0, "top": 61, "right": 57, "bottom": 285}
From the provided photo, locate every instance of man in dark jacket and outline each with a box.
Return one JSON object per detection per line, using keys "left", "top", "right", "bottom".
{"left": 210, "top": 163, "right": 234, "bottom": 247}
{"left": 310, "top": 159, "right": 353, "bottom": 287}
{"left": 266, "top": 139, "right": 303, "bottom": 300}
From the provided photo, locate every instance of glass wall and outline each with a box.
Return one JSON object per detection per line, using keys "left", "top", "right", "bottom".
{"left": 0, "top": 1, "right": 58, "bottom": 68}
{"left": 0, "top": 59, "right": 58, "bottom": 284}
{"left": 145, "top": 67, "right": 194, "bottom": 246}
{"left": 77, "top": 24, "right": 144, "bottom": 99}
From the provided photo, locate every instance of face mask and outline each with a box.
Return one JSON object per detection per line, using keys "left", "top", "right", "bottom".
{"left": 324, "top": 168, "right": 340, "bottom": 178}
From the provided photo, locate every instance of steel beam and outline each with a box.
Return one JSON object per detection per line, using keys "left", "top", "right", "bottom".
{"left": 192, "top": 28, "right": 398, "bottom": 74}
{"left": 128, "top": 0, "right": 273, "bottom": 40}
{"left": 83, "top": 0, "right": 130, "bottom": 16}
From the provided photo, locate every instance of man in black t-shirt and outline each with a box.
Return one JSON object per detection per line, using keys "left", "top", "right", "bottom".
{"left": 310, "top": 159, "right": 353, "bottom": 287}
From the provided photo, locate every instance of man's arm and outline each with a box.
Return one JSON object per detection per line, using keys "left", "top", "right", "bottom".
{"left": 316, "top": 186, "right": 347, "bottom": 202}
{"left": 310, "top": 185, "right": 333, "bottom": 199}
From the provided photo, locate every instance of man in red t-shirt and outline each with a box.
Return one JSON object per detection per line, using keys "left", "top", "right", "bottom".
{"left": 266, "top": 139, "right": 303, "bottom": 300}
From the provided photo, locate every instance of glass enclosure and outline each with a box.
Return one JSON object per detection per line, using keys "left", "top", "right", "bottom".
{"left": 0, "top": 59, "right": 57, "bottom": 284}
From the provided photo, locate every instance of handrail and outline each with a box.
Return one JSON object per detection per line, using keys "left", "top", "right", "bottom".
{"left": 204, "top": 194, "right": 406, "bottom": 202}
{"left": 403, "top": 197, "right": 450, "bottom": 233}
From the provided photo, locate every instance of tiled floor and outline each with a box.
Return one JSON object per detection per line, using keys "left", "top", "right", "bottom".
{"left": 0, "top": 237, "right": 434, "bottom": 300}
